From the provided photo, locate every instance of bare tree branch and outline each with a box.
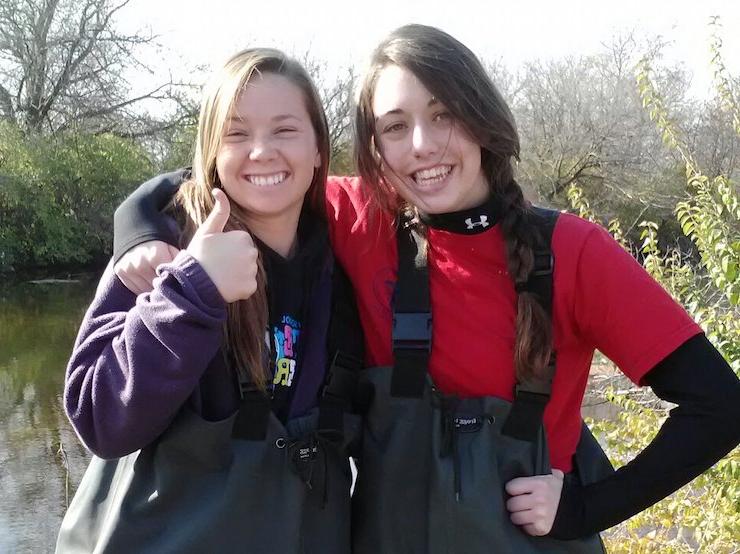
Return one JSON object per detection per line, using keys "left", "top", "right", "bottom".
{"left": 0, "top": 0, "right": 188, "bottom": 136}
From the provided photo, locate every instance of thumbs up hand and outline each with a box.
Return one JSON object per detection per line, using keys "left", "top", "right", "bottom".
{"left": 186, "top": 188, "right": 259, "bottom": 303}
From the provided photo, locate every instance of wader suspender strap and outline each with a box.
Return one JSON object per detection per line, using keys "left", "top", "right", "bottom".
{"left": 229, "top": 258, "right": 363, "bottom": 440}
{"left": 232, "top": 384, "right": 272, "bottom": 441}
{"left": 391, "top": 217, "right": 432, "bottom": 398}
{"left": 318, "top": 353, "right": 362, "bottom": 435}
{"left": 319, "top": 262, "right": 364, "bottom": 434}
{"left": 389, "top": 208, "right": 559, "bottom": 439}
{"left": 501, "top": 207, "right": 559, "bottom": 441}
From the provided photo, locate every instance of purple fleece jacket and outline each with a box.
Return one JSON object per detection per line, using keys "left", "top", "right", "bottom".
{"left": 64, "top": 252, "right": 229, "bottom": 459}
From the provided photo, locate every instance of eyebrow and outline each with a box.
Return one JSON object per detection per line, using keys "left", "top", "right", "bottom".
{"left": 227, "top": 114, "right": 302, "bottom": 125}
{"left": 272, "top": 114, "right": 302, "bottom": 123}
{"left": 375, "top": 97, "right": 440, "bottom": 120}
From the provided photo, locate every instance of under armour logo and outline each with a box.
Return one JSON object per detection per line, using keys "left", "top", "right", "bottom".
{"left": 465, "top": 215, "right": 490, "bottom": 230}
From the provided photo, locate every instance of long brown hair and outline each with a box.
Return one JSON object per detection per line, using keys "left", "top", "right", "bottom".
{"left": 174, "top": 48, "right": 330, "bottom": 389}
{"left": 355, "top": 24, "right": 551, "bottom": 382}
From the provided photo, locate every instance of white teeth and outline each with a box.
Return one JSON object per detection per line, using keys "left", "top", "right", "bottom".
{"left": 247, "top": 172, "right": 288, "bottom": 187}
{"left": 413, "top": 165, "right": 452, "bottom": 185}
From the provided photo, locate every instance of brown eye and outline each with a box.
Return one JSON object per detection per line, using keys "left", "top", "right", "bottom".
{"left": 383, "top": 122, "right": 406, "bottom": 133}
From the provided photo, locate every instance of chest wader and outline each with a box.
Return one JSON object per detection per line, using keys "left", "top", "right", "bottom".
{"left": 56, "top": 264, "right": 364, "bottom": 554}
{"left": 351, "top": 209, "right": 614, "bottom": 554}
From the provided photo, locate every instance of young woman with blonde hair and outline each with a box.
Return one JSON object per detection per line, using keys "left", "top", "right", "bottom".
{"left": 56, "top": 48, "right": 361, "bottom": 553}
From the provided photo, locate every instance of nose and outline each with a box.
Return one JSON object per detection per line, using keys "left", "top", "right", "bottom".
{"left": 248, "top": 135, "right": 276, "bottom": 161}
{"left": 411, "top": 121, "right": 438, "bottom": 158}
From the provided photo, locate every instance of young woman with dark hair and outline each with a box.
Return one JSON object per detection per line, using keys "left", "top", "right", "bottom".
{"left": 110, "top": 25, "right": 740, "bottom": 552}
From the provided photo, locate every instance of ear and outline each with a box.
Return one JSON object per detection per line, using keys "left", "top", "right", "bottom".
{"left": 314, "top": 149, "right": 321, "bottom": 169}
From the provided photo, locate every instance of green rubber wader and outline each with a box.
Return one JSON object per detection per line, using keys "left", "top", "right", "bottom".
{"left": 56, "top": 408, "right": 357, "bottom": 554}
{"left": 351, "top": 366, "right": 609, "bottom": 554}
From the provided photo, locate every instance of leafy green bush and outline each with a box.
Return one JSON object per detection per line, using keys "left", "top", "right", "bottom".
{"left": 569, "top": 19, "right": 738, "bottom": 552}
{"left": 0, "top": 123, "right": 153, "bottom": 271}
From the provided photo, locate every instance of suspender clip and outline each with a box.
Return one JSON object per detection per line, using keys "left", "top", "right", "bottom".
{"left": 392, "top": 312, "right": 432, "bottom": 352}
{"left": 322, "top": 352, "right": 361, "bottom": 401}
{"left": 532, "top": 250, "right": 554, "bottom": 276}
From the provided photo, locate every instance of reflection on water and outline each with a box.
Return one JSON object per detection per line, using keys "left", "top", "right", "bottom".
{"left": 0, "top": 272, "right": 100, "bottom": 553}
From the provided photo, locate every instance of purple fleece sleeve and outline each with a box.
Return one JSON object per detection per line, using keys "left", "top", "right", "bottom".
{"left": 64, "top": 251, "right": 227, "bottom": 459}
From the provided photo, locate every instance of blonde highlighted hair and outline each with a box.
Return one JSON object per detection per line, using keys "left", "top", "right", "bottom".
{"left": 173, "top": 48, "right": 330, "bottom": 389}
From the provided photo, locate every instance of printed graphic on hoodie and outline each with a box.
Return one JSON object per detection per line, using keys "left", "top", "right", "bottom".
{"left": 272, "top": 315, "right": 301, "bottom": 387}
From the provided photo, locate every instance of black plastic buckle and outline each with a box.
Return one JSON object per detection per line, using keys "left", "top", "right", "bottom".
{"left": 238, "top": 380, "right": 261, "bottom": 400}
{"left": 532, "top": 250, "right": 554, "bottom": 276}
{"left": 322, "top": 353, "right": 360, "bottom": 401}
{"left": 329, "top": 350, "right": 362, "bottom": 372}
{"left": 392, "top": 312, "right": 432, "bottom": 351}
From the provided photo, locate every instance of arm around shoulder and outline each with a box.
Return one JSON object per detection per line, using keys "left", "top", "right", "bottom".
{"left": 113, "top": 169, "right": 189, "bottom": 262}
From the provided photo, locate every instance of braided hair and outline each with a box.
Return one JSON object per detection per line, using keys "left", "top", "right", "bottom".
{"left": 355, "top": 24, "right": 551, "bottom": 382}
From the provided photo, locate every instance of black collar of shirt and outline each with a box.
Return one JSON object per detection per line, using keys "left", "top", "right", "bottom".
{"left": 419, "top": 196, "right": 501, "bottom": 235}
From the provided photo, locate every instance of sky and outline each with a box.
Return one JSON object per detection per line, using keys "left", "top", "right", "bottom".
{"left": 117, "top": 0, "right": 739, "bottom": 100}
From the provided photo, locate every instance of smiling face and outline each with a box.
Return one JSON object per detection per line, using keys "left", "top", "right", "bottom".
{"left": 215, "top": 72, "right": 320, "bottom": 227}
{"left": 372, "top": 64, "right": 489, "bottom": 215}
